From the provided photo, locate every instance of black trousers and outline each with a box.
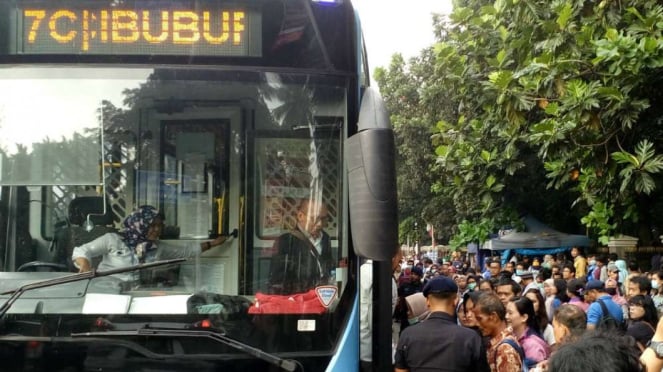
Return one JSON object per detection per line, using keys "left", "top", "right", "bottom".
{"left": 360, "top": 361, "right": 372, "bottom": 372}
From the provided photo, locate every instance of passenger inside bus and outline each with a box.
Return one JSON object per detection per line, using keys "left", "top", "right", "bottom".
{"left": 71, "top": 205, "right": 228, "bottom": 282}
{"left": 267, "top": 199, "right": 334, "bottom": 295}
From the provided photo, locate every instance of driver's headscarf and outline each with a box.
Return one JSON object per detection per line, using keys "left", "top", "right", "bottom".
{"left": 121, "top": 205, "right": 160, "bottom": 261}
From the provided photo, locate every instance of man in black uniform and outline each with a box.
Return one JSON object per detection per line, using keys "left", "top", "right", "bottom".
{"left": 268, "top": 199, "right": 333, "bottom": 294}
{"left": 394, "top": 276, "right": 490, "bottom": 372}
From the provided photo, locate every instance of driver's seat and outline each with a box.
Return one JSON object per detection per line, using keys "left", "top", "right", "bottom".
{"left": 55, "top": 196, "right": 117, "bottom": 271}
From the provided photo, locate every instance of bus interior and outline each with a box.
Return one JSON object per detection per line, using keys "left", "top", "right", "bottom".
{"left": 0, "top": 66, "right": 351, "bottom": 355}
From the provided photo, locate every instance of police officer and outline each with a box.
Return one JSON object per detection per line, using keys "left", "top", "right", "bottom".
{"left": 394, "top": 276, "right": 490, "bottom": 372}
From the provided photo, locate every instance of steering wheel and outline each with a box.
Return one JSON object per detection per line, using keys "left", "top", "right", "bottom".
{"left": 86, "top": 274, "right": 131, "bottom": 295}
{"left": 17, "top": 261, "right": 69, "bottom": 272}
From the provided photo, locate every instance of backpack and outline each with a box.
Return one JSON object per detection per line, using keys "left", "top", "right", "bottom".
{"left": 498, "top": 338, "right": 529, "bottom": 372}
{"left": 586, "top": 266, "right": 596, "bottom": 282}
{"left": 596, "top": 299, "right": 626, "bottom": 334}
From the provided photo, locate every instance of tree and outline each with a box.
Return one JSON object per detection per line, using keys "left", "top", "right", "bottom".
{"left": 378, "top": 0, "right": 663, "bottom": 245}
{"left": 375, "top": 52, "right": 457, "bottom": 243}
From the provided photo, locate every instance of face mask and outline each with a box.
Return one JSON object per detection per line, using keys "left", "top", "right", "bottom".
{"left": 606, "top": 288, "right": 617, "bottom": 296}
{"left": 589, "top": 260, "right": 596, "bottom": 266}
{"left": 408, "top": 318, "right": 419, "bottom": 325}
{"left": 653, "top": 280, "right": 659, "bottom": 290}
{"left": 468, "top": 282, "right": 477, "bottom": 291}
{"left": 537, "top": 283, "right": 544, "bottom": 290}
{"left": 516, "top": 269, "right": 526, "bottom": 276}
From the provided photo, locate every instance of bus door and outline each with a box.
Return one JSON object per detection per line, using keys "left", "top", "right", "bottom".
{"left": 143, "top": 106, "right": 243, "bottom": 295}
{"left": 246, "top": 117, "right": 344, "bottom": 295}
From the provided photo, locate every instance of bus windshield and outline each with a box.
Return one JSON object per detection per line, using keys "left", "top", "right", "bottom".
{"left": 0, "top": 0, "right": 390, "bottom": 370}
{"left": 0, "top": 66, "right": 349, "bottom": 355}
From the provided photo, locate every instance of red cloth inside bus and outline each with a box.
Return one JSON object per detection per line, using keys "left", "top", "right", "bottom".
{"left": 248, "top": 290, "right": 326, "bottom": 314}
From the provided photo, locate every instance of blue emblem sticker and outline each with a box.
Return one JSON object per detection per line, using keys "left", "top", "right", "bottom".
{"left": 315, "top": 285, "right": 338, "bottom": 307}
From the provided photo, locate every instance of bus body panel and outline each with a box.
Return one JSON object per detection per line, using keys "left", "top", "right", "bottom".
{"left": 0, "top": 0, "right": 397, "bottom": 370}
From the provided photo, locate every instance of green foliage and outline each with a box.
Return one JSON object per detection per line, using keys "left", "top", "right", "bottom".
{"left": 580, "top": 201, "right": 616, "bottom": 245}
{"left": 377, "top": 0, "right": 663, "bottom": 246}
{"left": 611, "top": 140, "right": 663, "bottom": 194}
{"left": 398, "top": 216, "right": 416, "bottom": 245}
{"left": 449, "top": 218, "right": 493, "bottom": 251}
{"left": 374, "top": 51, "right": 454, "bottom": 239}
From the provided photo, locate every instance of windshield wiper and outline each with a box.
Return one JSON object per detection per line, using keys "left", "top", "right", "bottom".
{"left": 71, "top": 326, "right": 298, "bottom": 372}
{"left": 0, "top": 258, "right": 186, "bottom": 318}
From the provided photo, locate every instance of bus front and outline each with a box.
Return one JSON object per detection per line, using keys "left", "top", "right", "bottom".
{"left": 0, "top": 0, "right": 398, "bottom": 371}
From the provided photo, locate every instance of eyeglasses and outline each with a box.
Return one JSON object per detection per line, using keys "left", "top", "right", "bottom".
{"left": 311, "top": 215, "right": 329, "bottom": 224}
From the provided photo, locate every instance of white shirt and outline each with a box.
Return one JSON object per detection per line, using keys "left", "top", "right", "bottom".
{"left": 359, "top": 260, "right": 373, "bottom": 362}
{"left": 359, "top": 259, "right": 399, "bottom": 362}
{"left": 311, "top": 235, "right": 323, "bottom": 256}
{"left": 298, "top": 224, "right": 323, "bottom": 255}
{"left": 543, "top": 323, "right": 556, "bottom": 345}
{"left": 72, "top": 233, "right": 200, "bottom": 281}
{"left": 296, "top": 224, "right": 325, "bottom": 278}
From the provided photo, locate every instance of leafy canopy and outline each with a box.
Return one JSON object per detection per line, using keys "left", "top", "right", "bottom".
{"left": 377, "top": 0, "right": 663, "bottom": 246}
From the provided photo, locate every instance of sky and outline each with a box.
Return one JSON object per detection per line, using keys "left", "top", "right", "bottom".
{"left": 0, "top": 2, "right": 454, "bottom": 152}
{"left": 352, "top": 0, "right": 453, "bottom": 73}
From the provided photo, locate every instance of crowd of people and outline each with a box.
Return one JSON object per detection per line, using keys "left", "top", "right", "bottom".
{"left": 388, "top": 247, "right": 663, "bottom": 372}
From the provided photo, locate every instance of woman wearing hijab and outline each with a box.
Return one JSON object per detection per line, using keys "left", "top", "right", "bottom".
{"left": 404, "top": 292, "right": 430, "bottom": 326}
{"left": 543, "top": 278, "right": 556, "bottom": 322}
{"left": 615, "top": 259, "right": 629, "bottom": 284}
{"left": 72, "top": 205, "right": 227, "bottom": 280}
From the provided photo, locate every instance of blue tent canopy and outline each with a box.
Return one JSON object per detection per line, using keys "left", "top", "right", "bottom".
{"left": 483, "top": 215, "right": 591, "bottom": 261}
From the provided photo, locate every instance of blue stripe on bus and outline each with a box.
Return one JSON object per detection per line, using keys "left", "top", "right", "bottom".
{"left": 326, "top": 293, "right": 359, "bottom": 372}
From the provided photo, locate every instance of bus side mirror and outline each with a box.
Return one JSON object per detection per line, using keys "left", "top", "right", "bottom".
{"left": 345, "top": 88, "right": 398, "bottom": 261}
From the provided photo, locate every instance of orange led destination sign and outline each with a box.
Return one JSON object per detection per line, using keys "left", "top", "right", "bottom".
{"left": 19, "top": 7, "right": 262, "bottom": 56}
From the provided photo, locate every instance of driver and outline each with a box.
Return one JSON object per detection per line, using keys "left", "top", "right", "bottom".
{"left": 72, "top": 205, "right": 227, "bottom": 281}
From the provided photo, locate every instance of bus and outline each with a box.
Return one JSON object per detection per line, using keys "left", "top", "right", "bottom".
{"left": 0, "top": 0, "right": 398, "bottom": 371}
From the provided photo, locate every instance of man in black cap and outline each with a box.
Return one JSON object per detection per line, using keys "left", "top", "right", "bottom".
{"left": 394, "top": 276, "right": 490, "bottom": 372}
{"left": 400, "top": 266, "right": 424, "bottom": 298}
